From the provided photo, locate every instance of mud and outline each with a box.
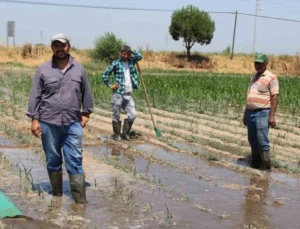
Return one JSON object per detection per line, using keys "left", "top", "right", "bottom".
{"left": 1, "top": 218, "right": 58, "bottom": 229}
{"left": 84, "top": 143, "right": 300, "bottom": 229}
{"left": 1, "top": 131, "right": 300, "bottom": 228}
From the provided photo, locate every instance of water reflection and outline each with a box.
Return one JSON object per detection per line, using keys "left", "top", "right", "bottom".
{"left": 242, "top": 175, "right": 270, "bottom": 228}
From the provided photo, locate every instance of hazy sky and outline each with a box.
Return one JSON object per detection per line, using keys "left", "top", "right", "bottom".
{"left": 1, "top": 0, "right": 300, "bottom": 54}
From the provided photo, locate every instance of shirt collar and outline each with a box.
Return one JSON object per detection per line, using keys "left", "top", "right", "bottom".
{"left": 253, "top": 69, "right": 268, "bottom": 80}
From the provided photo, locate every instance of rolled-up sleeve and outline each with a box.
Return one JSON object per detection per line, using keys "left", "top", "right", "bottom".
{"left": 81, "top": 69, "right": 94, "bottom": 114}
{"left": 26, "top": 68, "right": 42, "bottom": 120}
{"left": 131, "top": 50, "right": 143, "bottom": 64}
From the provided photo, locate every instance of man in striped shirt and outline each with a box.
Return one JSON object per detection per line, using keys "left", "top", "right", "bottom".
{"left": 243, "top": 53, "right": 279, "bottom": 171}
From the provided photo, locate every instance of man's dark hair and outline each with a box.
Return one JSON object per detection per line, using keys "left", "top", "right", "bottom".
{"left": 121, "top": 45, "right": 131, "bottom": 52}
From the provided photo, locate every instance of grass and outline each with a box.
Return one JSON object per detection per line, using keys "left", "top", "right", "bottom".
{"left": 0, "top": 61, "right": 31, "bottom": 68}
{"left": 100, "top": 151, "right": 134, "bottom": 173}
{"left": 272, "top": 160, "right": 300, "bottom": 174}
{"left": 205, "top": 154, "right": 220, "bottom": 161}
{"left": 0, "top": 122, "right": 34, "bottom": 145}
{"left": 1, "top": 46, "right": 300, "bottom": 75}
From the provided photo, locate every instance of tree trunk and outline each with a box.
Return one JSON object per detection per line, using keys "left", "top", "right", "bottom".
{"left": 186, "top": 46, "right": 191, "bottom": 61}
{"left": 185, "top": 39, "right": 194, "bottom": 61}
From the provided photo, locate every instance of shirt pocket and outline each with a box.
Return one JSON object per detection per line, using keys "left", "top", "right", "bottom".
{"left": 43, "top": 78, "right": 59, "bottom": 95}
{"left": 258, "top": 110, "right": 270, "bottom": 129}
{"left": 71, "top": 76, "right": 82, "bottom": 93}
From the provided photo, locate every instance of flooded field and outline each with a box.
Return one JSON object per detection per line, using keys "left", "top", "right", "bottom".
{"left": 1, "top": 68, "right": 300, "bottom": 228}
{"left": 1, "top": 130, "right": 300, "bottom": 229}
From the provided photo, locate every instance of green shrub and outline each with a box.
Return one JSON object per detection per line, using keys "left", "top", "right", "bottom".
{"left": 91, "top": 32, "right": 126, "bottom": 63}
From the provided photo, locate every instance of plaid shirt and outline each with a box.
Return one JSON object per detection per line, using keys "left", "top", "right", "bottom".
{"left": 102, "top": 50, "right": 142, "bottom": 95}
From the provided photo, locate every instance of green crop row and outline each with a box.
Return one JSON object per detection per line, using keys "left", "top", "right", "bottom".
{"left": 89, "top": 72, "right": 300, "bottom": 115}
{"left": 1, "top": 70, "right": 300, "bottom": 116}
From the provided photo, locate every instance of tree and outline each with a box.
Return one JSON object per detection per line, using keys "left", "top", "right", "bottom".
{"left": 222, "top": 45, "right": 231, "bottom": 55}
{"left": 169, "top": 5, "right": 215, "bottom": 60}
{"left": 91, "top": 32, "right": 126, "bottom": 63}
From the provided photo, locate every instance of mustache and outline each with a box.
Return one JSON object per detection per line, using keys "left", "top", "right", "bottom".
{"left": 55, "top": 50, "right": 66, "bottom": 54}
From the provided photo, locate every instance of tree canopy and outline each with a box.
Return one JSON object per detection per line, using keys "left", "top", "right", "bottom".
{"left": 169, "top": 5, "right": 215, "bottom": 59}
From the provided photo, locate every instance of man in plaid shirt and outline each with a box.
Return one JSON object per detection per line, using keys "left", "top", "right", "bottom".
{"left": 103, "top": 45, "right": 142, "bottom": 141}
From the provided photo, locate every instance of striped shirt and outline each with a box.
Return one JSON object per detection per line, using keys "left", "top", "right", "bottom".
{"left": 246, "top": 70, "right": 279, "bottom": 110}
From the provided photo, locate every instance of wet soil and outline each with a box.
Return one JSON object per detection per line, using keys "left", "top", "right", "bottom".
{"left": 1, "top": 134, "right": 300, "bottom": 228}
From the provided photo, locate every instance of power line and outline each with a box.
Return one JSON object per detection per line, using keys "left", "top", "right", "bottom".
{"left": 0, "top": 0, "right": 233, "bottom": 14}
{"left": 239, "top": 12, "right": 300, "bottom": 23}
{"left": 1, "top": 0, "right": 300, "bottom": 23}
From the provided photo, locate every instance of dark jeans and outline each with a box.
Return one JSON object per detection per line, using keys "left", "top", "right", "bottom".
{"left": 247, "top": 109, "right": 270, "bottom": 152}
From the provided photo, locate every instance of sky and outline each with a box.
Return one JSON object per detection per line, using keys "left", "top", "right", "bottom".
{"left": 0, "top": 0, "right": 300, "bottom": 54}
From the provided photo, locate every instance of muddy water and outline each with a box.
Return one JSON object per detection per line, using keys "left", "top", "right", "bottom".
{"left": 166, "top": 140, "right": 251, "bottom": 167}
{"left": 0, "top": 148, "right": 154, "bottom": 228}
{"left": 0, "top": 134, "right": 17, "bottom": 147}
{"left": 1, "top": 139, "right": 300, "bottom": 228}
{"left": 87, "top": 144, "right": 300, "bottom": 228}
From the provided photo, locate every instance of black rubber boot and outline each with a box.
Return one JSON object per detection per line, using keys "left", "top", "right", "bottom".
{"left": 111, "top": 121, "right": 121, "bottom": 141}
{"left": 48, "top": 171, "right": 63, "bottom": 196}
{"left": 260, "top": 150, "right": 271, "bottom": 171}
{"left": 251, "top": 148, "right": 261, "bottom": 169}
{"left": 122, "top": 119, "right": 133, "bottom": 141}
{"left": 69, "top": 174, "right": 87, "bottom": 204}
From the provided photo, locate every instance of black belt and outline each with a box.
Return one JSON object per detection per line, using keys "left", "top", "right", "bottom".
{"left": 249, "top": 108, "right": 270, "bottom": 112}
{"left": 124, "top": 92, "right": 131, "bottom": 96}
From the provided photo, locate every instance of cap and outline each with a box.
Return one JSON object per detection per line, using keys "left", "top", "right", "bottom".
{"left": 51, "top": 33, "right": 70, "bottom": 44}
{"left": 254, "top": 53, "right": 268, "bottom": 63}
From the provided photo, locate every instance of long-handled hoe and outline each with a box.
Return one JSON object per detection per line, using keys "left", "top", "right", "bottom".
{"left": 136, "top": 62, "right": 162, "bottom": 137}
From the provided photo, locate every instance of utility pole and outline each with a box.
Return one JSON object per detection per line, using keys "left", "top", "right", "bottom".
{"left": 252, "top": 0, "right": 264, "bottom": 54}
{"left": 231, "top": 11, "right": 238, "bottom": 60}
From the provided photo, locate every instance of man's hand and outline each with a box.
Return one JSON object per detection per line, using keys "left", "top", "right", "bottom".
{"left": 31, "top": 119, "right": 41, "bottom": 138}
{"left": 111, "top": 84, "right": 119, "bottom": 90}
{"left": 269, "top": 115, "right": 276, "bottom": 128}
{"left": 81, "top": 113, "right": 90, "bottom": 128}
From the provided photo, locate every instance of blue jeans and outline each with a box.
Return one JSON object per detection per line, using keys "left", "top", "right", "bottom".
{"left": 247, "top": 109, "right": 270, "bottom": 151}
{"left": 41, "top": 121, "right": 84, "bottom": 174}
